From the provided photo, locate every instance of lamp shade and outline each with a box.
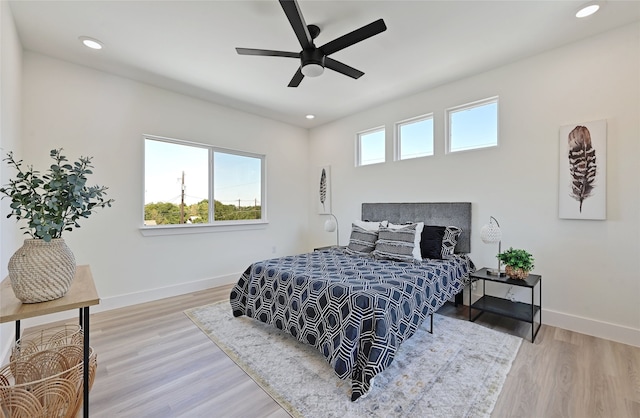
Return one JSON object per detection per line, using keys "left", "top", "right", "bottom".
{"left": 480, "top": 217, "right": 502, "bottom": 243}
{"left": 324, "top": 218, "right": 337, "bottom": 232}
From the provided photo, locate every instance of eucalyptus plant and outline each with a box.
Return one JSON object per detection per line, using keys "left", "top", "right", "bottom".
{"left": 0, "top": 149, "right": 114, "bottom": 242}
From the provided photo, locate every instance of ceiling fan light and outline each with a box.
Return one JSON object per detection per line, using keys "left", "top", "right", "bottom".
{"left": 302, "top": 63, "right": 324, "bottom": 77}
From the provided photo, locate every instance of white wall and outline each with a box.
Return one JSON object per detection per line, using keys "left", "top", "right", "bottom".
{"left": 308, "top": 23, "right": 640, "bottom": 347}
{"left": 18, "top": 53, "right": 309, "bottom": 317}
{"left": 0, "top": 0, "right": 23, "bottom": 359}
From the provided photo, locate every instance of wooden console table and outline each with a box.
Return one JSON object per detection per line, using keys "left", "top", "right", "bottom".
{"left": 0, "top": 265, "right": 100, "bottom": 418}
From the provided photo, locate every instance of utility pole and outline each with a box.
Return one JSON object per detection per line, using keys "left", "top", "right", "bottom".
{"left": 180, "top": 171, "right": 185, "bottom": 224}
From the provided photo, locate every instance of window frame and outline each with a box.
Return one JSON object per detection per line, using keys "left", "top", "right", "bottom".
{"left": 356, "top": 126, "right": 386, "bottom": 167}
{"left": 141, "top": 134, "right": 267, "bottom": 236}
{"left": 445, "top": 96, "right": 499, "bottom": 154}
{"left": 394, "top": 113, "right": 434, "bottom": 161}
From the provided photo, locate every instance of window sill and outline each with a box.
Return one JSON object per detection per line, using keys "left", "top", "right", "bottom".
{"left": 139, "top": 220, "right": 268, "bottom": 237}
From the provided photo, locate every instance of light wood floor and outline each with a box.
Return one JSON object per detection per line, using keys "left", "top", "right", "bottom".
{"left": 23, "top": 284, "right": 640, "bottom": 418}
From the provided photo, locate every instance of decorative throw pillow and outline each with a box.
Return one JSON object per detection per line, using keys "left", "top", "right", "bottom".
{"left": 420, "top": 225, "right": 463, "bottom": 259}
{"left": 345, "top": 224, "right": 378, "bottom": 255}
{"left": 388, "top": 222, "right": 424, "bottom": 261}
{"left": 441, "top": 226, "right": 462, "bottom": 257}
{"left": 420, "top": 225, "right": 446, "bottom": 259}
{"left": 372, "top": 224, "right": 418, "bottom": 262}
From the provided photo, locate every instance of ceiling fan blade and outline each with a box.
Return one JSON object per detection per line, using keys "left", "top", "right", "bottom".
{"left": 288, "top": 68, "right": 304, "bottom": 87}
{"left": 236, "top": 48, "right": 299, "bottom": 58}
{"left": 320, "top": 18, "right": 387, "bottom": 56}
{"left": 279, "top": 0, "right": 314, "bottom": 49}
{"left": 325, "top": 58, "right": 364, "bottom": 79}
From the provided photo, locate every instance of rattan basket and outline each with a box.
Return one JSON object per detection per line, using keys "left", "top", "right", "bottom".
{"left": 11, "top": 325, "right": 83, "bottom": 361}
{"left": 0, "top": 343, "right": 96, "bottom": 418}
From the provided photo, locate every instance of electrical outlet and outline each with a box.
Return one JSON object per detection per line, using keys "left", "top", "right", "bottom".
{"left": 271, "top": 246, "right": 276, "bottom": 254}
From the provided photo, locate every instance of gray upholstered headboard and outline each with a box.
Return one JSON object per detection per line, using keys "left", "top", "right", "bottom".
{"left": 361, "top": 202, "right": 472, "bottom": 253}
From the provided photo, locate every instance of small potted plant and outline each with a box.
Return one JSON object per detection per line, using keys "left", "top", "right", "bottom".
{"left": 0, "top": 149, "right": 114, "bottom": 303}
{"left": 497, "top": 247, "right": 534, "bottom": 280}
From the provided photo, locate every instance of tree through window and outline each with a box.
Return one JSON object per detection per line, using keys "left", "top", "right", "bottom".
{"left": 144, "top": 136, "right": 264, "bottom": 226}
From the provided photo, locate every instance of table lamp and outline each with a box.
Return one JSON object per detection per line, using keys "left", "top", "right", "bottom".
{"left": 480, "top": 216, "right": 505, "bottom": 276}
{"left": 324, "top": 214, "right": 339, "bottom": 246}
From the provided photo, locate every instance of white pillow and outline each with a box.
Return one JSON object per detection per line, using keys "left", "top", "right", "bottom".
{"left": 353, "top": 220, "right": 388, "bottom": 231}
{"left": 388, "top": 222, "right": 424, "bottom": 261}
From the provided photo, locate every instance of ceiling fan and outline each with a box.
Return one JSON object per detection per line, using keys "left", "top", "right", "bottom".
{"left": 236, "top": 0, "right": 387, "bottom": 87}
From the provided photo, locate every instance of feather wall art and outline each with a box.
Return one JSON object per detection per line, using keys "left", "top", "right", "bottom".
{"left": 320, "top": 168, "right": 327, "bottom": 212}
{"left": 558, "top": 120, "right": 607, "bottom": 220}
{"left": 317, "top": 165, "right": 331, "bottom": 214}
{"left": 568, "top": 126, "right": 597, "bottom": 212}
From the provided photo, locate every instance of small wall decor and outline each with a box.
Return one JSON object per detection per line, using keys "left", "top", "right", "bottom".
{"left": 558, "top": 119, "right": 607, "bottom": 220}
{"left": 318, "top": 165, "right": 332, "bottom": 214}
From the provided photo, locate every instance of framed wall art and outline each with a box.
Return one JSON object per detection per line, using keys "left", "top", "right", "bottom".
{"left": 318, "top": 165, "right": 332, "bottom": 214}
{"left": 558, "top": 119, "right": 607, "bottom": 220}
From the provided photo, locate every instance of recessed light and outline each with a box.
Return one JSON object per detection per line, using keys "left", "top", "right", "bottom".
{"left": 576, "top": 3, "right": 600, "bottom": 18}
{"left": 79, "top": 36, "right": 103, "bottom": 50}
{"left": 305, "top": 114, "right": 315, "bottom": 119}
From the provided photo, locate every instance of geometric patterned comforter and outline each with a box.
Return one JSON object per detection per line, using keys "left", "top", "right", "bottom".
{"left": 229, "top": 248, "right": 475, "bottom": 401}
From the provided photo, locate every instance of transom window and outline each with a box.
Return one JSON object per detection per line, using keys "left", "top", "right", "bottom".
{"left": 395, "top": 114, "right": 434, "bottom": 160}
{"left": 144, "top": 135, "right": 265, "bottom": 227}
{"left": 356, "top": 127, "right": 385, "bottom": 166}
{"left": 446, "top": 97, "right": 498, "bottom": 153}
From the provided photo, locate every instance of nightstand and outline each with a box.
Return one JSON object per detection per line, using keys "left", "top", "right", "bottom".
{"left": 468, "top": 267, "right": 542, "bottom": 343}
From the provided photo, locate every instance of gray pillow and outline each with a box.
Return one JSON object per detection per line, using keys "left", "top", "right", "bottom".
{"left": 345, "top": 224, "right": 378, "bottom": 255}
{"left": 372, "top": 224, "right": 417, "bottom": 262}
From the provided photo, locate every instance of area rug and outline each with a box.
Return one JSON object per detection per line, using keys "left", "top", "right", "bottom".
{"left": 185, "top": 301, "right": 522, "bottom": 418}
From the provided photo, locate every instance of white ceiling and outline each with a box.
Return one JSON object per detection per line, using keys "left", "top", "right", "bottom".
{"left": 9, "top": 1, "right": 640, "bottom": 128}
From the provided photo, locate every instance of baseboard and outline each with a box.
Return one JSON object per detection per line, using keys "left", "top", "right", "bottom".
{"left": 543, "top": 308, "right": 640, "bottom": 348}
{"left": 0, "top": 272, "right": 241, "bottom": 364}
{"left": 96, "top": 272, "right": 239, "bottom": 313}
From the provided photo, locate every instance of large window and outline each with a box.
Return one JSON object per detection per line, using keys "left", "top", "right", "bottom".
{"left": 395, "top": 114, "right": 434, "bottom": 160}
{"left": 356, "top": 127, "right": 385, "bottom": 166}
{"left": 144, "top": 135, "right": 264, "bottom": 227}
{"left": 446, "top": 97, "right": 498, "bottom": 153}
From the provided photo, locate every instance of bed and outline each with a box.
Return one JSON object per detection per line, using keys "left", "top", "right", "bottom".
{"left": 229, "top": 202, "right": 475, "bottom": 401}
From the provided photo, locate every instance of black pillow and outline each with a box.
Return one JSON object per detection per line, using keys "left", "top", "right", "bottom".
{"left": 420, "top": 225, "right": 446, "bottom": 259}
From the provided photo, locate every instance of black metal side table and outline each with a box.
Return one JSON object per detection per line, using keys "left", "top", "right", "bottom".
{"left": 468, "top": 267, "right": 542, "bottom": 343}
